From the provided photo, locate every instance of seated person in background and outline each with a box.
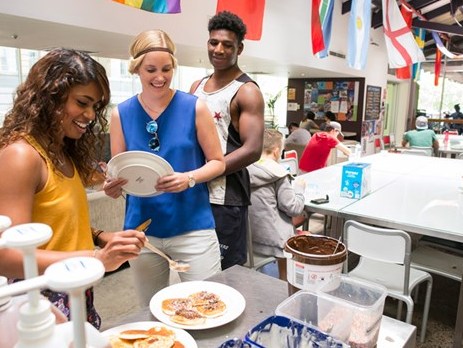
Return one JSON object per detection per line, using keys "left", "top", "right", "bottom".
{"left": 248, "top": 129, "right": 307, "bottom": 280}
{"left": 299, "top": 122, "right": 351, "bottom": 173}
{"left": 285, "top": 122, "right": 311, "bottom": 147}
{"left": 300, "top": 111, "right": 319, "bottom": 132}
{"left": 319, "top": 111, "right": 336, "bottom": 131}
{"left": 402, "top": 116, "right": 439, "bottom": 154}
{"left": 450, "top": 104, "right": 463, "bottom": 135}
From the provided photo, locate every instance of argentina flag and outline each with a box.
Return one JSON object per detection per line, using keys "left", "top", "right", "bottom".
{"left": 347, "top": 0, "right": 371, "bottom": 70}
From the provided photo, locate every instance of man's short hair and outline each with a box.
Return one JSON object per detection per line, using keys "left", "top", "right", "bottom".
{"left": 208, "top": 11, "right": 247, "bottom": 43}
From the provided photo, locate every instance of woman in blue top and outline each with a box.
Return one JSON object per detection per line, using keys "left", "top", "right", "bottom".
{"left": 104, "top": 29, "right": 225, "bottom": 306}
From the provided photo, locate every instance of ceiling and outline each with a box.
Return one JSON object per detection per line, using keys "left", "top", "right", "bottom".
{"left": 342, "top": 0, "right": 463, "bottom": 83}
{"left": 1, "top": 2, "right": 463, "bottom": 83}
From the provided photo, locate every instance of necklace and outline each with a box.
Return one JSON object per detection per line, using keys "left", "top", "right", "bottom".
{"left": 139, "top": 90, "right": 174, "bottom": 117}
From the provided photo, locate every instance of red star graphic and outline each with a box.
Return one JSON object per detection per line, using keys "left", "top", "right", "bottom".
{"left": 213, "top": 111, "right": 222, "bottom": 120}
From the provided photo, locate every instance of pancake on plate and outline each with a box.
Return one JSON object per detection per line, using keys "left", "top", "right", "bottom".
{"left": 161, "top": 298, "right": 193, "bottom": 316}
{"left": 109, "top": 325, "right": 183, "bottom": 348}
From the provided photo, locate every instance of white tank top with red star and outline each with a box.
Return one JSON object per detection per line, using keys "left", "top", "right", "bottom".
{"left": 194, "top": 74, "right": 256, "bottom": 206}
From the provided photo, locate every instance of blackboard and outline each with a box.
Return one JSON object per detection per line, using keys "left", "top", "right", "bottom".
{"left": 365, "top": 85, "right": 381, "bottom": 120}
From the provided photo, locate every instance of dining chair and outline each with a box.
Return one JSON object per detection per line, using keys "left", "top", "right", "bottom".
{"left": 244, "top": 217, "right": 277, "bottom": 271}
{"left": 279, "top": 157, "right": 299, "bottom": 176}
{"left": 343, "top": 220, "right": 432, "bottom": 343}
{"left": 284, "top": 143, "right": 306, "bottom": 163}
{"left": 410, "top": 146, "right": 433, "bottom": 156}
{"left": 401, "top": 149, "right": 429, "bottom": 156}
{"left": 283, "top": 149, "right": 298, "bottom": 161}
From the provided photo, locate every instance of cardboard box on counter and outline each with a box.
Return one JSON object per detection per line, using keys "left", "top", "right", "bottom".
{"left": 340, "top": 162, "right": 371, "bottom": 199}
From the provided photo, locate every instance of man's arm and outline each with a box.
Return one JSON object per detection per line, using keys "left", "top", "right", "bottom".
{"left": 223, "top": 82, "right": 264, "bottom": 176}
{"left": 335, "top": 142, "right": 352, "bottom": 157}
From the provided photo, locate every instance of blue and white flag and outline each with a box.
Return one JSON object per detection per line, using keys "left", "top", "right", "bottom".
{"left": 347, "top": 0, "right": 371, "bottom": 70}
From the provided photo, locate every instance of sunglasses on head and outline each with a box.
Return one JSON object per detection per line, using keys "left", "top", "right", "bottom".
{"left": 146, "top": 120, "right": 160, "bottom": 152}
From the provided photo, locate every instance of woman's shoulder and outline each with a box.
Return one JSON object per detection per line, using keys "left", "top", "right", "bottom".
{"left": 175, "top": 90, "right": 197, "bottom": 102}
{"left": 0, "top": 140, "right": 43, "bottom": 171}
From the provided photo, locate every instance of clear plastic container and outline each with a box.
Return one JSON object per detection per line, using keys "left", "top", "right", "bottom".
{"left": 276, "top": 276, "right": 387, "bottom": 348}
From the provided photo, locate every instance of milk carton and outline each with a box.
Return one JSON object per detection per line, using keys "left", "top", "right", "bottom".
{"left": 340, "top": 162, "right": 371, "bottom": 199}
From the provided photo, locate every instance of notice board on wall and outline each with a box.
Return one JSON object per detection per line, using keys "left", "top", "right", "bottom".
{"left": 287, "top": 77, "right": 365, "bottom": 142}
{"left": 365, "top": 85, "right": 381, "bottom": 120}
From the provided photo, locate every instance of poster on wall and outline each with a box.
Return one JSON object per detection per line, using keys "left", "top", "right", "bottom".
{"left": 365, "top": 85, "right": 381, "bottom": 120}
{"left": 303, "top": 80, "right": 359, "bottom": 121}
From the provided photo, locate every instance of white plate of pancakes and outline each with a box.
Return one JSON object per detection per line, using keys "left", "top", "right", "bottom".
{"left": 107, "top": 151, "right": 174, "bottom": 197}
{"left": 102, "top": 321, "right": 197, "bottom": 348}
{"left": 149, "top": 281, "right": 246, "bottom": 330}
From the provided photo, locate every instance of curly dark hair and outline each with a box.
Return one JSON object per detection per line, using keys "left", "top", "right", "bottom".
{"left": 0, "top": 48, "right": 110, "bottom": 185}
{"left": 208, "top": 11, "right": 247, "bottom": 43}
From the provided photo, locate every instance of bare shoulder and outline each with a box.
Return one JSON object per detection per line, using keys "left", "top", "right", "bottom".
{"left": 0, "top": 140, "right": 43, "bottom": 172}
{"left": 189, "top": 79, "right": 201, "bottom": 94}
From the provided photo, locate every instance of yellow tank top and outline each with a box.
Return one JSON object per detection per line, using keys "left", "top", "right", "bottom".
{"left": 26, "top": 136, "right": 93, "bottom": 251}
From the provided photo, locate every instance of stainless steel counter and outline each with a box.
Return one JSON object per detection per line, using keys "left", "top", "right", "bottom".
{"left": 112, "top": 265, "right": 416, "bottom": 347}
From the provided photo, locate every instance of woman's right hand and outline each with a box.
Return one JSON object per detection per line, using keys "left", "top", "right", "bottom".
{"left": 102, "top": 177, "right": 128, "bottom": 198}
{"left": 96, "top": 229, "right": 145, "bottom": 272}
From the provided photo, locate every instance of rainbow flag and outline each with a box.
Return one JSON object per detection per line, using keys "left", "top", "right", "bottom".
{"left": 113, "top": 0, "right": 181, "bottom": 14}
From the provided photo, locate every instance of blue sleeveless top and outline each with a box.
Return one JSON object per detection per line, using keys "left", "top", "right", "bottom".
{"left": 118, "top": 91, "right": 215, "bottom": 238}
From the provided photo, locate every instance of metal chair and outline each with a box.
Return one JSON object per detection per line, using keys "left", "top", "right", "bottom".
{"left": 343, "top": 220, "right": 432, "bottom": 343}
{"left": 244, "top": 217, "right": 277, "bottom": 271}
{"left": 410, "top": 146, "right": 433, "bottom": 156}
{"left": 279, "top": 157, "right": 299, "bottom": 176}
{"left": 402, "top": 149, "right": 429, "bottom": 156}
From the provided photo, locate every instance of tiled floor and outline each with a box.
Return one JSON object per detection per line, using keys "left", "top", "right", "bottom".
{"left": 94, "top": 215, "right": 460, "bottom": 347}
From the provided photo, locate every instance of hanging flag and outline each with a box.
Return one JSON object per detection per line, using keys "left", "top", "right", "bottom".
{"left": 412, "top": 28, "right": 426, "bottom": 80}
{"left": 432, "top": 31, "right": 463, "bottom": 59}
{"left": 381, "top": 0, "right": 425, "bottom": 68}
{"left": 434, "top": 46, "right": 442, "bottom": 86}
{"left": 395, "top": 4, "right": 413, "bottom": 79}
{"left": 316, "top": 0, "right": 335, "bottom": 58}
{"left": 347, "top": 0, "right": 371, "bottom": 70}
{"left": 216, "top": 0, "right": 265, "bottom": 41}
{"left": 112, "top": 0, "right": 181, "bottom": 14}
{"left": 311, "top": 0, "right": 325, "bottom": 54}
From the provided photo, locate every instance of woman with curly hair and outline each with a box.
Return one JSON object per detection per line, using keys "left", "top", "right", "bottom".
{"left": 0, "top": 48, "right": 145, "bottom": 328}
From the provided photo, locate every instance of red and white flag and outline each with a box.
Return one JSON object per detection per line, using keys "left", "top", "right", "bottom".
{"left": 382, "top": 0, "right": 425, "bottom": 68}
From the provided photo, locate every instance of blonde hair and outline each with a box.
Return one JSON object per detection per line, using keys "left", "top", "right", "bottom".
{"left": 128, "top": 29, "right": 177, "bottom": 74}
{"left": 263, "top": 129, "right": 283, "bottom": 155}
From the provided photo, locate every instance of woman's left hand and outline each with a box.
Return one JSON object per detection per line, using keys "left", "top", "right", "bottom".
{"left": 155, "top": 173, "right": 190, "bottom": 193}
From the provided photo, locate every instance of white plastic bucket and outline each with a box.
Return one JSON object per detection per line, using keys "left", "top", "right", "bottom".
{"left": 284, "top": 235, "right": 347, "bottom": 294}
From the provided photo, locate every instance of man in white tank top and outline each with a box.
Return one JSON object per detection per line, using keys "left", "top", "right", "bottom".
{"left": 190, "top": 11, "right": 265, "bottom": 269}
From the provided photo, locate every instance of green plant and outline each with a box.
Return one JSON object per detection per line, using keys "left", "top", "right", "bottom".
{"left": 265, "top": 87, "right": 287, "bottom": 128}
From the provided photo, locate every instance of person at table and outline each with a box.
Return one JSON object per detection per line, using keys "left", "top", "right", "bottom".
{"left": 190, "top": 11, "right": 265, "bottom": 270}
{"left": 450, "top": 104, "right": 463, "bottom": 135}
{"left": 401, "top": 116, "right": 439, "bottom": 154}
{"left": 300, "top": 110, "right": 319, "bottom": 132}
{"left": 248, "top": 129, "right": 307, "bottom": 280}
{"left": 103, "top": 29, "right": 225, "bottom": 306}
{"left": 0, "top": 48, "right": 146, "bottom": 328}
{"left": 299, "top": 122, "right": 351, "bottom": 173}
{"left": 319, "top": 111, "right": 336, "bottom": 131}
{"left": 285, "top": 122, "right": 311, "bottom": 147}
